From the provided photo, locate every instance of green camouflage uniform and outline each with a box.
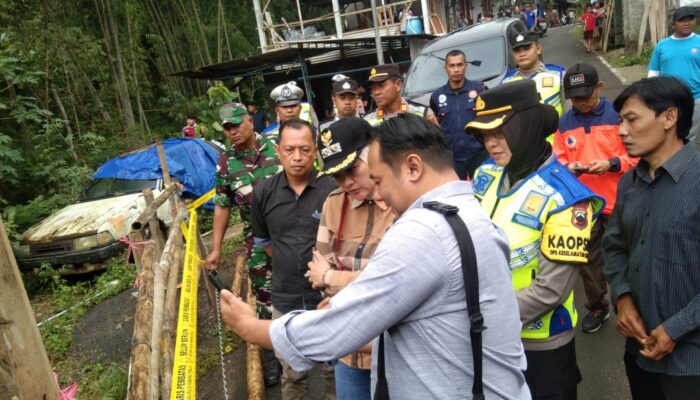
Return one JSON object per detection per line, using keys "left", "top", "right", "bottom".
{"left": 213, "top": 134, "right": 281, "bottom": 319}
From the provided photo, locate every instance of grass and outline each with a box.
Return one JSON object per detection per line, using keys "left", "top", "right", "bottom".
{"left": 606, "top": 45, "right": 653, "bottom": 68}
{"left": 27, "top": 216, "right": 246, "bottom": 398}
{"left": 25, "top": 257, "right": 136, "bottom": 399}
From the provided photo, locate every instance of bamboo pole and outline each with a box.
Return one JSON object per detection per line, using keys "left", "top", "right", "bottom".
{"left": 232, "top": 253, "right": 246, "bottom": 296}
{"left": 127, "top": 242, "right": 156, "bottom": 400}
{"left": 150, "top": 211, "right": 185, "bottom": 400}
{"left": 246, "top": 272, "right": 265, "bottom": 400}
{"left": 143, "top": 189, "right": 165, "bottom": 257}
{"left": 160, "top": 235, "right": 184, "bottom": 400}
{"left": 0, "top": 218, "right": 59, "bottom": 400}
{"left": 131, "top": 183, "right": 181, "bottom": 231}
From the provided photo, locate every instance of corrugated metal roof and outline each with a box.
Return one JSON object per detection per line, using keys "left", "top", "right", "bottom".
{"left": 173, "top": 34, "right": 435, "bottom": 80}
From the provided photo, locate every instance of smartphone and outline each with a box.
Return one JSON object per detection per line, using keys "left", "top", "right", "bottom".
{"left": 570, "top": 165, "right": 589, "bottom": 173}
{"left": 207, "top": 270, "right": 227, "bottom": 292}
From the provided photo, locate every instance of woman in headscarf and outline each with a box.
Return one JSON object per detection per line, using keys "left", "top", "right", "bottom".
{"left": 306, "top": 117, "right": 396, "bottom": 400}
{"left": 466, "top": 79, "right": 604, "bottom": 400}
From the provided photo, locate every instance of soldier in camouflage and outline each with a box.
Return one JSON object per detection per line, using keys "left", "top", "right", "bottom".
{"left": 203, "top": 103, "right": 282, "bottom": 385}
{"left": 204, "top": 102, "right": 280, "bottom": 318}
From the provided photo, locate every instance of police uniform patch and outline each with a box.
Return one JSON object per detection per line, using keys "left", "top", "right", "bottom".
{"left": 571, "top": 202, "right": 588, "bottom": 230}
{"left": 519, "top": 190, "right": 547, "bottom": 218}
{"left": 321, "top": 143, "right": 342, "bottom": 158}
{"left": 472, "top": 172, "right": 495, "bottom": 196}
{"left": 321, "top": 129, "right": 333, "bottom": 147}
{"left": 438, "top": 94, "right": 447, "bottom": 104}
{"left": 475, "top": 96, "right": 486, "bottom": 111}
{"left": 566, "top": 135, "right": 576, "bottom": 148}
{"left": 468, "top": 90, "right": 478, "bottom": 99}
{"left": 542, "top": 77, "right": 554, "bottom": 87}
{"left": 540, "top": 201, "right": 594, "bottom": 264}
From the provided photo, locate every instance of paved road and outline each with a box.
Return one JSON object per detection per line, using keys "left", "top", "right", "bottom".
{"left": 542, "top": 25, "right": 631, "bottom": 400}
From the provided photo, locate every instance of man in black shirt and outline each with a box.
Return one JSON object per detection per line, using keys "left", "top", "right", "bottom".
{"left": 604, "top": 76, "right": 700, "bottom": 400}
{"left": 247, "top": 104, "right": 270, "bottom": 133}
{"left": 252, "top": 118, "right": 336, "bottom": 399}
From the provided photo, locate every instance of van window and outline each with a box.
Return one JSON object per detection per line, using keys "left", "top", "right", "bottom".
{"left": 79, "top": 178, "right": 158, "bottom": 202}
{"left": 403, "top": 37, "right": 507, "bottom": 97}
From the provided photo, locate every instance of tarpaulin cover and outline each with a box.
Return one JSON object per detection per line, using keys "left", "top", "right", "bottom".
{"left": 93, "top": 138, "right": 222, "bottom": 198}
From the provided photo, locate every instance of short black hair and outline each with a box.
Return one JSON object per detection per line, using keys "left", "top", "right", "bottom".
{"left": 445, "top": 50, "right": 466, "bottom": 64}
{"left": 278, "top": 118, "right": 315, "bottom": 142}
{"left": 370, "top": 113, "right": 454, "bottom": 173}
{"left": 613, "top": 77, "right": 694, "bottom": 139}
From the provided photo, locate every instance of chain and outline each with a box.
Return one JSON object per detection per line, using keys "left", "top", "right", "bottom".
{"left": 214, "top": 291, "right": 231, "bottom": 400}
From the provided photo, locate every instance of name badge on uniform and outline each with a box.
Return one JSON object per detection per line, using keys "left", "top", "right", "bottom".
{"left": 542, "top": 77, "right": 554, "bottom": 88}
{"left": 519, "top": 191, "right": 547, "bottom": 219}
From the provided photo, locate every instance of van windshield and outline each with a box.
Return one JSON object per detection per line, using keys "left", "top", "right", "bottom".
{"left": 79, "top": 178, "right": 158, "bottom": 202}
{"left": 403, "top": 37, "right": 506, "bottom": 97}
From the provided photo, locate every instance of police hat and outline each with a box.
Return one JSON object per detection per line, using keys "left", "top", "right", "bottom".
{"left": 270, "top": 81, "right": 304, "bottom": 106}
{"left": 317, "top": 118, "right": 372, "bottom": 178}
{"left": 367, "top": 64, "right": 401, "bottom": 84}
{"left": 465, "top": 80, "right": 541, "bottom": 132}
{"left": 509, "top": 31, "right": 540, "bottom": 49}
{"left": 333, "top": 79, "right": 359, "bottom": 95}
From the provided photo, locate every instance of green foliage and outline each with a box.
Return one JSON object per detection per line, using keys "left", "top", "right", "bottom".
{"left": 72, "top": 362, "right": 128, "bottom": 400}
{"left": 608, "top": 45, "right": 654, "bottom": 68}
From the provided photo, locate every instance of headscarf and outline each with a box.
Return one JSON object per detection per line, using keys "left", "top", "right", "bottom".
{"left": 501, "top": 104, "right": 559, "bottom": 183}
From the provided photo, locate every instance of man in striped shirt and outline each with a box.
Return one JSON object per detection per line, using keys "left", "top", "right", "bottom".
{"left": 604, "top": 77, "right": 700, "bottom": 400}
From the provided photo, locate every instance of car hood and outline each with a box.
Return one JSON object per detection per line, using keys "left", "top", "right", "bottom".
{"left": 21, "top": 193, "right": 149, "bottom": 243}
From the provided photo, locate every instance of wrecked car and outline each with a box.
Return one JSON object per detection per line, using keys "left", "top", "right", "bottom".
{"left": 14, "top": 138, "right": 223, "bottom": 272}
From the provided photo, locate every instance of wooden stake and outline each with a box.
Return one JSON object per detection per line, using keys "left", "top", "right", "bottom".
{"left": 127, "top": 242, "right": 156, "bottom": 400}
{"left": 150, "top": 212, "right": 185, "bottom": 399}
{"left": 246, "top": 272, "right": 265, "bottom": 400}
{"left": 143, "top": 189, "right": 165, "bottom": 257}
{"left": 637, "top": 0, "right": 651, "bottom": 56}
{"left": 131, "top": 183, "right": 181, "bottom": 231}
{"left": 160, "top": 237, "right": 184, "bottom": 400}
{"left": 156, "top": 140, "right": 172, "bottom": 187}
{"left": 0, "top": 218, "right": 59, "bottom": 400}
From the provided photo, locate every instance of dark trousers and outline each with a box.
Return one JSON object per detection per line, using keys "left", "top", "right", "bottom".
{"left": 580, "top": 215, "right": 610, "bottom": 311}
{"left": 454, "top": 149, "right": 490, "bottom": 181}
{"left": 524, "top": 338, "right": 581, "bottom": 400}
{"left": 624, "top": 352, "right": 700, "bottom": 400}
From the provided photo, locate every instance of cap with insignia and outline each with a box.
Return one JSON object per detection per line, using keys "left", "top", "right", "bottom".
{"left": 270, "top": 81, "right": 304, "bottom": 106}
{"left": 218, "top": 103, "right": 249, "bottom": 126}
{"left": 465, "top": 79, "right": 541, "bottom": 132}
{"left": 509, "top": 31, "right": 539, "bottom": 49}
{"left": 563, "top": 63, "right": 599, "bottom": 99}
{"left": 332, "top": 79, "right": 359, "bottom": 95}
{"left": 367, "top": 64, "right": 402, "bottom": 83}
{"left": 317, "top": 117, "right": 372, "bottom": 177}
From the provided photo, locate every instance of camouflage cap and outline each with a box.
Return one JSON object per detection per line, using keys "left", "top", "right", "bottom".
{"left": 219, "top": 103, "right": 249, "bottom": 126}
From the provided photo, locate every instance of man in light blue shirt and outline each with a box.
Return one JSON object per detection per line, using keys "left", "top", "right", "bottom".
{"left": 220, "top": 114, "right": 530, "bottom": 399}
{"left": 648, "top": 6, "right": 700, "bottom": 145}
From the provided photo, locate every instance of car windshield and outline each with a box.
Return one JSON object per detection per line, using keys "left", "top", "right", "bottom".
{"left": 79, "top": 178, "right": 157, "bottom": 202}
{"left": 403, "top": 37, "right": 506, "bottom": 97}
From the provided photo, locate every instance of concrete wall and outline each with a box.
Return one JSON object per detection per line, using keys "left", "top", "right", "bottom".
{"left": 622, "top": 0, "right": 680, "bottom": 52}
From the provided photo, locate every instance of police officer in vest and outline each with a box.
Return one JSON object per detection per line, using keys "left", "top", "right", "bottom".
{"left": 319, "top": 78, "right": 360, "bottom": 132}
{"left": 502, "top": 31, "right": 568, "bottom": 118}
{"left": 262, "top": 81, "right": 319, "bottom": 141}
{"left": 467, "top": 80, "right": 604, "bottom": 399}
{"left": 363, "top": 63, "right": 437, "bottom": 126}
{"left": 430, "top": 49, "right": 488, "bottom": 180}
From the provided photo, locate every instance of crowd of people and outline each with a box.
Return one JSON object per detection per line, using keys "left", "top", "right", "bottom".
{"left": 200, "top": 7, "right": 700, "bottom": 400}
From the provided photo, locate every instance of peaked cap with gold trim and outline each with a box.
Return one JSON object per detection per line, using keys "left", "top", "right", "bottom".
{"left": 317, "top": 117, "right": 372, "bottom": 178}
{"left": 465, "top": 79, "right": 541, "bottom": 132}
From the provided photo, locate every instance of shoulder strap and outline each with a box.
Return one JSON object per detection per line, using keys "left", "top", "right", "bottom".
{"left": 423, "top": 201, "right": 486, "bottom": 400}
{"left": 373, "top": 201, "right": 486, "bottom": 400}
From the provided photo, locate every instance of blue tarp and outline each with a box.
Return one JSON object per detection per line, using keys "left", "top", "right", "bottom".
{"left": 93, "top": 138, "right": 222, "bottom": 199}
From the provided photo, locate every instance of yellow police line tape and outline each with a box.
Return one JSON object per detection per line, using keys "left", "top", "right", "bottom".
{"left": 186, "top": 188, "right": 216, "bottom": 211}
{"left": 170, "top": 209, "right": 200, "bottom": 400}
